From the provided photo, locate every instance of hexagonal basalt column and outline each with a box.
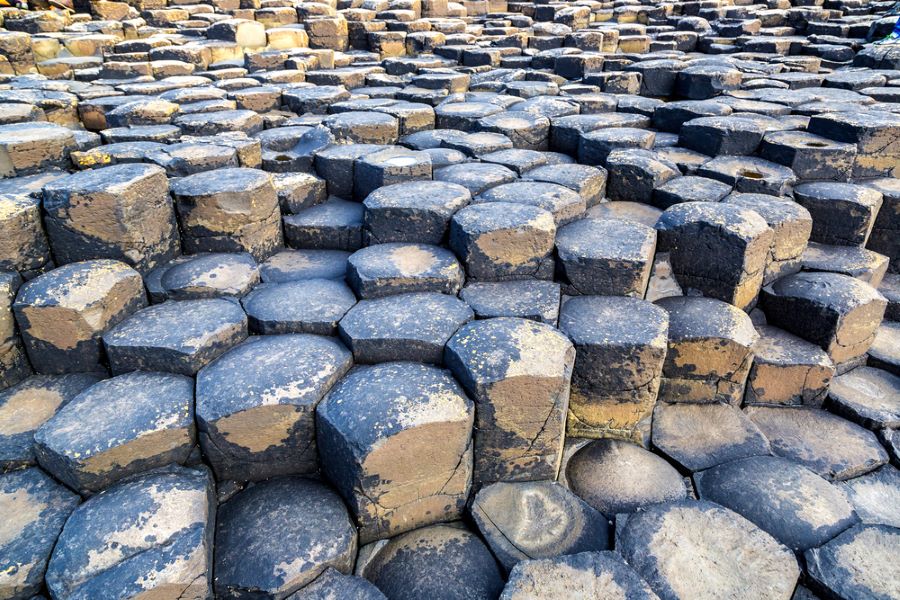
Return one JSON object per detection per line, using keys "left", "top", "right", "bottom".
{"left": 362, "top": 180, "right": 471, "bottom": 245}
{"left": 102, "top": 298, "right": 248, "bottom": 376}
{"left": 42, "top": 164, "right": 180, "bottom": 274}
{"left": 657, "top": 202, "right": 773, "bottom": 311}
{"left": 13, "top": 260, "right": 146, "bottom": 374}
{"left": 450, "top": 202, "right": 556, "bottom": 282}
{"left": 0, "top": 467, "right": 79, "bottom": 600}
{"left": 555, "top": 218, "right": 656, "bottom": 298}
{"left": 347, "top": 243, "right": 464, "bottom": 299}
{"left": 445, "top": 317, "right": 574, "bottom": 484}
{"left": 559, "top": 296, "right": 668, "bottom": 445}
{"left": 760, "top": 272, "right": 886, "bottom": 368}
{"left": 0, "top": 122, "right": 76, "bottom": 178}
{"left": 34, "top": 372, "right": 195, "bottom": 495}
{"left": 317, "top": 362, "right": 474, "bottom": 543}
{"left": 45, "top": 466, "right": 215, "bottom": 600}
{"left": 656, "top": 296, "right": 758, "bottom": 405}
{"left": 215, "top": 477, "right": 357, "bottom": 599}
{"left": 196, "top": 334, "right": 352, "bottom": 482}
{"left": 339, "top": 292, "right": 472, "bottom": 365}
{"left": 171, "top": 167, "right": 283, "bottom": 261}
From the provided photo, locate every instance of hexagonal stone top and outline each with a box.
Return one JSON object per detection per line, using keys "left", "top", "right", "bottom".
{"left": 339, "top": 292, "right": 473, "bottom": 364}
{"left": 695, "top": 455, "right": 859, "bottom": 551}
{"left": 46, "top": 466, "right": 214, "bottom": 600}
{"left": 34, "top": 371, "right": 195, "bottom": 495}
{"left": 317, "top": 362, "right": 473, "bottom": 454}
{"left": 169, "top": 166, "right": 272, "bottom": 198}
{"left": 159, "top": 252, "right": 260, "bottom": 300}
{"left": 616, "top": 500, "right": 799, "bottom": 600}
{"left": 215, "top": 477, "right": 357, "bottom": 598}
{"left": 347, "top": 243, "right": 464, "bottom": 298}
{"left": 241, "top": 279, "right": 357, "bottom": 335}
{"left": 827, "top": 366, "right": 900, "bottom": 430}
{"left": 656, "top": 296, "right": 758, "bottom": 347}
{"left": 102, "top": 298, "right": 248, "bottom": 375}
{"left": 0, "top": 467, "right": 80, "bottom": 600}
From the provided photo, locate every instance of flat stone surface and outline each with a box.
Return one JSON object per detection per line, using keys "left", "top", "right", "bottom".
{"left": 0, "top": 467, "right": 79, "bottom": 600}
{"left": 652, "top": 402, "right": 771, "bottom": 472}
{"left": 500, "top": 551, "right": 658, "bottom": 600}
{"left": 34, "top": 371, "right": 195, "bottom": 494}
{"left": 103, "top": 298, "right": 248, "bottom": 376}
{"left": 827, "top": 366, "right": 900, "bottom": 430}
{"left": 460, "top": 280, "right": 560, "bottom": 324}
{"left": 241, "top": 279, "right": 357, "bottom": 335}
{"left": 339, "top": 292, "right": 472, "bottom": 364}
{"left": 695, "top": 455, "right": 859, "bottom": 551}
{"left": 745, "top": 406, "right": 888, "bottom": 481}
{"left": 616, "top": 500, "right": 800, "bottom": 600}
{"left": 840, "top": 465, "right": 900, "bottom": 529}
{"left": 0, "top": 373, "right": 102, "bottom": 471}
{"left": 347, "top": 242, "right": 464, "bottom": 298}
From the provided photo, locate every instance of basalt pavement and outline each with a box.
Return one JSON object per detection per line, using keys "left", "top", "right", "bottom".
{"left": 1, "top": 0, "right": 900, "bottom": 598}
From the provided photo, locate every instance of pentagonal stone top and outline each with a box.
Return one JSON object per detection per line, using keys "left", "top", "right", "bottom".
{"left": 102, "top": 298, "right": 248, "bottom": 375}
{"left": 34, "top": 371, "right": 195, "bottom": 494}
{"left": 338, "top": 292, "right": 473, "bottom": 364}
{"left": 347, "top": 243, "right": 464, "bottom": 298}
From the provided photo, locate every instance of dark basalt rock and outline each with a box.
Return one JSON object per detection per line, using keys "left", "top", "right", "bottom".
{"left": 196, "top": 334, "right": 352, "bottom": 482}
{"left": 215, "top": 477, "right": 357, "bottom": 599}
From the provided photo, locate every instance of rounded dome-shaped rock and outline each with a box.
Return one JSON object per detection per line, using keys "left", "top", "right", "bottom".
{"left": 565, "top": 439, "right": 686, "bottom": 517}
{"left": 215, "top": 477, "right": 357, "bottom": 599}
{"left": 362, "top": 524, "right": 505, "bottom": 600}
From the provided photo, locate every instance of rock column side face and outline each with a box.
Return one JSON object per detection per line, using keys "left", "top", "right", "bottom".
{"left": 656, "top": 201, "right": 773, "bottom": 312}
{"left": 444, "top": 317, "right": 574, "bottom": 485}
{"left": 559, "top": 296, "right": 668, "bottom": 445}
{"left": 45, "top": 466, "right": 215, "bottom": 600}
{"left": 13, "top": 260, "right": 147, "bottom": 374}
{"left": 196, "top": 334, "right": 352, "bottom": 482}
{"left": 316, "top": 362, "right": 474, "bottom": 544}
{"left": 42, "top": 164, "right": 181, "bottom": 274}
{"left": 170, "top": 167, "right": 283, "bottom": 261}
{"left": 655, "top": 296, "right": 758, "bottom": 405}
